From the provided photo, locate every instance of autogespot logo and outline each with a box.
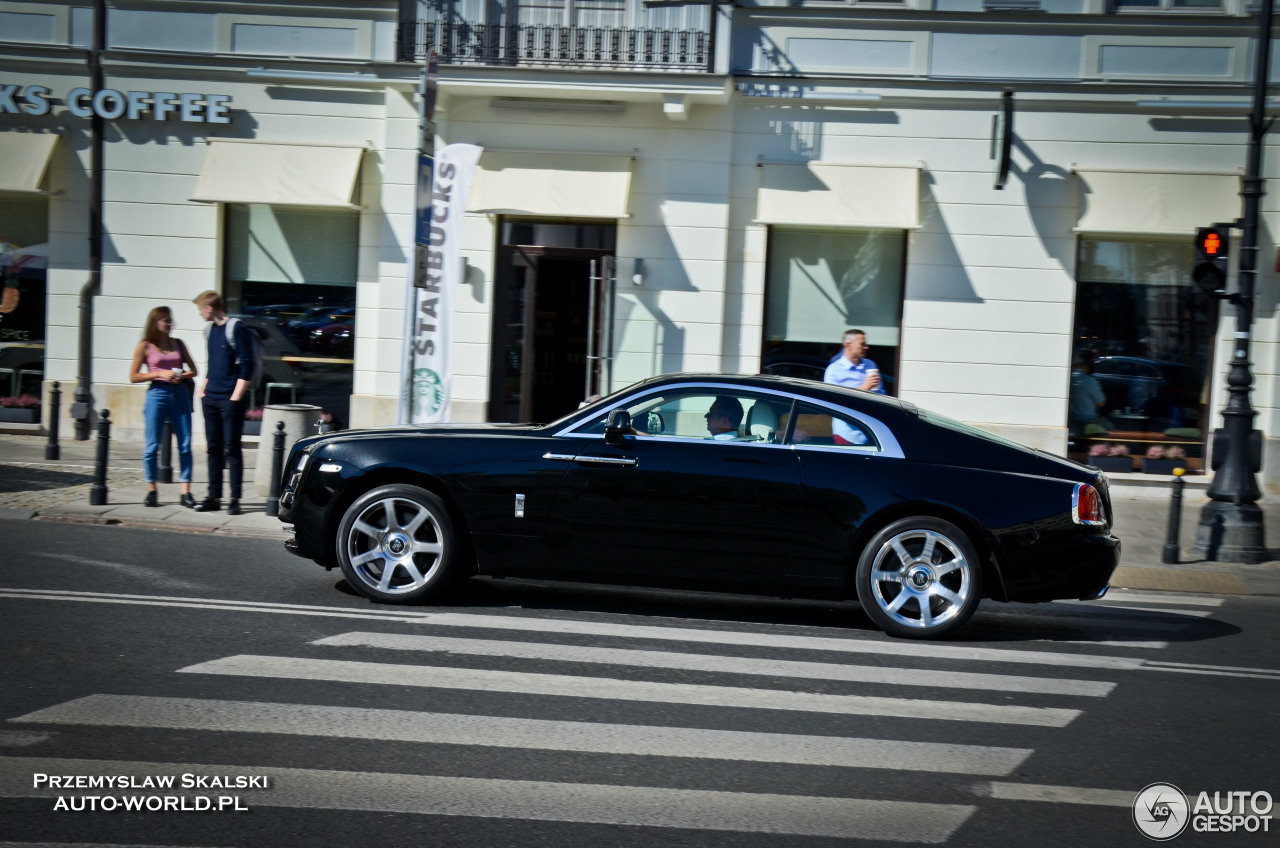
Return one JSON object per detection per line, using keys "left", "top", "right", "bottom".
{"left": 1134, "top": 783, "right": 1191, "bottom": 841}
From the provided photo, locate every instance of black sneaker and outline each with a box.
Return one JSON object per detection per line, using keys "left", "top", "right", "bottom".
{"left": 228, "top": 499, "right": 242, "bottom": 516}
{"left": 144, "top": 491, "right": 158, "bottom": 508}
{"left": 193, "top": 497, "right": 221, "bottom": 512}
{"left": 180, "top": 493, "right": 197, "bottom": 509}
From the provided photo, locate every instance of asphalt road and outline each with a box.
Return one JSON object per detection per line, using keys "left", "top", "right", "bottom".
{"left": 0, "top": 517, "right": 1277, "bottom": 848}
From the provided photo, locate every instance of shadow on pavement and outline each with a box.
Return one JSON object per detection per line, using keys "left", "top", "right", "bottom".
{"left": 324, "top": 574, "right": 1245, "bottom": 647}
{"left": 0, "top": 467, "right": 93, "bottom": 493}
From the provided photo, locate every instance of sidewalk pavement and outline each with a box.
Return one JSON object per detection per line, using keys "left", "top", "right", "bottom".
{"left": 2, "top": 433, "right": 1278, "bottom": 597}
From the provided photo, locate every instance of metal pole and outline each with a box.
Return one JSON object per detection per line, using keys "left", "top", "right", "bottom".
{"left": 585, "top": 259, "right": 600, "bottom": 401}
{"left": 72, "top": 0, "right": 105, "bottom": 441}
{"left": 158, "top": 419, "right": 173, "bottom": 484}
{"left": 1162, "top": 468, "right": 1186, "bottom": 564}
{"left": 1193, "top": 0, "right": 1272, "bottom": 563}
{"left": 89, "top": 408, "right": 110, "bottom": 505}
{"left": 45, "top": 381, "right": 60, "bottom": 460}
{"left": 266, "top": 420, "right": 286, "bottom": 517}
{"left": 602, "top": 255, "right": 615, "bottom": 394}
{"left": 398, "top": 45, "right": 435, "bottom": 425}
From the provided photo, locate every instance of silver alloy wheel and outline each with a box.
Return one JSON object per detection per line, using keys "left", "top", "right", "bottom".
{"left": 868, "top": 528, "right": 973, "bottom": 630}
{"left": 344, "top": 495, "right": 445, "bottom": 596}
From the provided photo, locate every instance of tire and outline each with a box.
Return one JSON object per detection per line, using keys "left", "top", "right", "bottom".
{"left": 336, "top": 484, "right": 459, "bottom": 604}
{"left": 855, "top": 516, "right": 983, "bottom": 639}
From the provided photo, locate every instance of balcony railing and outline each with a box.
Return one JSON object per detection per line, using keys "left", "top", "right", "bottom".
{"left": 398, "top": 21, "right": 712, "bottom": 72}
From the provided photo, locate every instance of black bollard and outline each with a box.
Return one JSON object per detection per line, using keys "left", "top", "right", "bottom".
{"left": 158, "top": 420, "right": 173, "bottom": 484}
{"left": 89, "top": 409, "right": 111, "bottom": 506}
{"left": 1161, "top": 467, "right": 1186, "bottom": 564}
{"left": 266, "top": 420, "right": 286, "bottom": 517}
{"left": 45, "top": 381, "right": 61, "bottom": 460}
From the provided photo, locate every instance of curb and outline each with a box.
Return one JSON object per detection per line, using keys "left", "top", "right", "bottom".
{"left": 15, "top": 511, "right": 288, "bottom": 540}
{"left": 1109, "top": 565, "right": 1261, "bottom": 596}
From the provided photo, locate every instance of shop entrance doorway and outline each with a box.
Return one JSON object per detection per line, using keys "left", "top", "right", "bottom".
{"left": 489, "top": 220, "right": 616, "bottom": 423}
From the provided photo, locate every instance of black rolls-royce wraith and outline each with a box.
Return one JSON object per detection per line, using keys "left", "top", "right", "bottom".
{"left": 276, "top": 374, "right": 1120, "bottom": 639}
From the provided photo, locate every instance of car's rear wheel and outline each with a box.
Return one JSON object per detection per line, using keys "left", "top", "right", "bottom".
{"left": 855, "top": 517, "right": 982, "bottom": 639}
{"left": 336, "top": 484, "right": 458, "bottom": 604}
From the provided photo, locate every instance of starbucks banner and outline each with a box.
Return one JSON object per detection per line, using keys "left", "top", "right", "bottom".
{"left": 405, "top": 143, "right": 482, "bottom": 423}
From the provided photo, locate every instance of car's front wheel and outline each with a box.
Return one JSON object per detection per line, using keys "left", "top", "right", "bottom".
{"left": 855, "top": 516, "right": 982, "bottom": 639}
{"left": 336, "top": 484, "right": 458, "bottom": 604}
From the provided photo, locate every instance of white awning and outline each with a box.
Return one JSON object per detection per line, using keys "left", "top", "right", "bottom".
{"left": 190, "top": 140, "right": 365, "bottom": 208}
{"left": 467, "top": 151, "right": 634, "bottom": 218}
{"left": 756, "top": 162, "right": 920, "bottom": 229}
{"left": 1074, "top": 170, "right": 1241, "bottom": 236}
{"left": 0, "top": 133, "right": 58, "bottom": 193}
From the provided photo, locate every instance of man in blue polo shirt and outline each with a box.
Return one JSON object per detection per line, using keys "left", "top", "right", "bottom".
{"left": 823, "top": 328, "right": 883, "bottom": 446}
{"left": 192, "top": 290, "right": 252, "bottom": 515}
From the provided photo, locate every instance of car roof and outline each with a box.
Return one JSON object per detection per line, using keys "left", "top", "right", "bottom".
{"left": 623, "top": 372, "right": 915, "bottom": 413}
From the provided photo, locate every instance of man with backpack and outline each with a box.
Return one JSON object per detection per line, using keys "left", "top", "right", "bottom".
{"left": 192, "top": 290, "right": 255, "bottom": 515}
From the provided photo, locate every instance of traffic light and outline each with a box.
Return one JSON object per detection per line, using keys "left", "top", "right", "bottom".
{"left": 1193, "top": 226, "right": 1230, "bottom": 296}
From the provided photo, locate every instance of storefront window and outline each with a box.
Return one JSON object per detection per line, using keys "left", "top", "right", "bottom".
{"left": 1069, "top": 236, "right": 1218, "bottom": 473}
{"left": 0, "top": 195, "right": 49, "bottom": 418}
{"left": 223, "top": 204, "right": 358, "bottom": 428}
{"left": 762, "top": 228, "right": 905, "bottom": 394}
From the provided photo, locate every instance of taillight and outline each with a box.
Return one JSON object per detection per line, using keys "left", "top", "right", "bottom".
{"left": 1073, "top": 483, "right": 1105, "bottom": 526}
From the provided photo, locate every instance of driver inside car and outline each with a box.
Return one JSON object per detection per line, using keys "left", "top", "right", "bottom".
{"left": 704, "top": 396, "right": 745, "bottom": 440}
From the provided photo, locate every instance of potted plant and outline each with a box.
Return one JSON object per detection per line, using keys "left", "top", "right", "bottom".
{"left": 0, "top": 394, "right": 41, "bottom": 424}
{"left": 1088, "top": 443, "right": 1132, "bottom": 473}
{"left": 1142, "top": 445, "right": 1187, "bottom": 475}
{"left": 243, "top": 406, "right": 264, "bottom": 436}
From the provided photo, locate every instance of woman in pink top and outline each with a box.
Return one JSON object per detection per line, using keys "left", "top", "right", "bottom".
{"left": 129, "top": 306, "right": 199, "bottom": 507}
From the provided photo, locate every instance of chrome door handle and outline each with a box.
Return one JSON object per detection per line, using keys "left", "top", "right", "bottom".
{"left": 543, "top": 452, "right": 637, "bottom": 467}
{"left": 575, "top": 456, "right": 638, "bottom": 467}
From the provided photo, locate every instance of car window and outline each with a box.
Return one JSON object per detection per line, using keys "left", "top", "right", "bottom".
{"left": 783, "top": 401, "right": 879, "bottom": 450}
{"left": 570, "top": 389, "right": 792, "bottom": 444}
{"left": 1094, "top": 359, "right": 1125, "bottom": 376}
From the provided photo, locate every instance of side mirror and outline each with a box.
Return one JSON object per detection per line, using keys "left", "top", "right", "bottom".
{"left": 604, "top": 409, "right": 632, "bottom": 447}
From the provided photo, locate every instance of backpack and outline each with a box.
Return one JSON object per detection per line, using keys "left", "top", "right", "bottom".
{"left": 208, "top": 317, "right": 265, "bottom": 389}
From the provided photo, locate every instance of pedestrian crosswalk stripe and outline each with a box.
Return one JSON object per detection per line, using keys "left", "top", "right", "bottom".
{"left": 976, "top": 781, "right": 1133, "bottom": 807}
{"left": 0, "top": 756, "right": 976, "bottom": 843}
{"left": 12, "top": 695, "right": 1032, "bottom": 776}
{"left": 309, "top": 632, "right": 1116, "bottom": 697}
{"left": 409, "top": 611, "right": 1164, "bottom": 670}
{"left": 0, "top": 588, "right": 1175, "bottom": 671}
{"left": 180, "top": 654, "right": 1081, "bottom": 726}
{"left": 1054, "top": 639, "right": 1169, "bottom": 649}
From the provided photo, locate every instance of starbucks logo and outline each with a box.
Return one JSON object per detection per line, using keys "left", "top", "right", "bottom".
{"left": 413, "top": 368, "right": 443, "bottom": 418}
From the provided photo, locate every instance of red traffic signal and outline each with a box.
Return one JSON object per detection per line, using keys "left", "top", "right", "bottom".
{"left": 1193, "top": 226, "right": 1230, "bottom": 295}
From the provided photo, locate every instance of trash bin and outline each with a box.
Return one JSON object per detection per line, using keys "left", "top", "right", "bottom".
{"left": 255, "top": 403, "right": 322, "bottom": 497}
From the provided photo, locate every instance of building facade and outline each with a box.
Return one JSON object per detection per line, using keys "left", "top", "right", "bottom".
{"left": 2, "top": 0, "right": 1278, "bottom": 490}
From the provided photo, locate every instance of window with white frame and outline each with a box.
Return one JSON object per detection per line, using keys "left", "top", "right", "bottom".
{"left": 762, "top": 228, "right": 906, "bottom": 395}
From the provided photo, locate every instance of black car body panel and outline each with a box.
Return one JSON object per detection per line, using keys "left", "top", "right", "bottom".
{"left": 277, "top": 374, "right": 1119, "bottom": 625}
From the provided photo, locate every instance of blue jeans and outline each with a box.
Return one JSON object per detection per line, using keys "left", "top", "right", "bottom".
{"left": 143, "top": 383, "right": 193, "bottom": 483}
{"left": 202, "top": 394, "right": 247, "bottom": 499}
